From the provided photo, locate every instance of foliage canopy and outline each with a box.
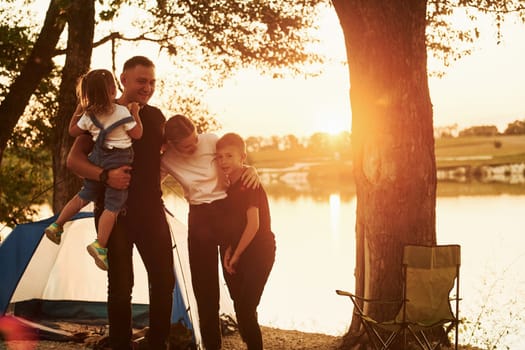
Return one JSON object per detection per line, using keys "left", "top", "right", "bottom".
{"left": 1, "top": 0, "right": 525, "bottom": 225}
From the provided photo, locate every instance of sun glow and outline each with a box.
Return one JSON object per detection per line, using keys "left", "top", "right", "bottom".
{"left": 313, "top": 109, "right": 351, "bottom": 135}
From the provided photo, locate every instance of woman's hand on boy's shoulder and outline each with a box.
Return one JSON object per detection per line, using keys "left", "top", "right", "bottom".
{"left": 240, "top": 165, "right": 260, "bottom": 189}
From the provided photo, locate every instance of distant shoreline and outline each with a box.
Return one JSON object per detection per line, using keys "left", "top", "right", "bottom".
{"left": 247, "top": 134, "right": 525, "bottom": 186}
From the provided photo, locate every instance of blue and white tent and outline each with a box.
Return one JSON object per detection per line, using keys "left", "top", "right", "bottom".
{"left": 0, "top": 209, "right": 233, "bottom": 348}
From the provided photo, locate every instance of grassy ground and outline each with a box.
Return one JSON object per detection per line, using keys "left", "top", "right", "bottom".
{"left": 249, "top": 134, "right": 525, "bottom": 171}
{"left": 435, "top": 134, "right": 525, "bottom": 168}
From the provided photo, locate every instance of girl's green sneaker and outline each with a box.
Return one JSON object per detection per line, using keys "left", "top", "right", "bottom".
{"left": 87, "top": 240, "right": 108, "bottom": 271}
{"left": 44, "top": 222, "right": 63, "bottom": 245}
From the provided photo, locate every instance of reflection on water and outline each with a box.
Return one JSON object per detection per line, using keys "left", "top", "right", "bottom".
{"left": 162, "top": 180, "right": 525, "bottom": 348}
{"left": 437, "top": 180, "right": 525, "bottom": 197}
{"left": 438, "top": 163, "right": 525, "bottom": 185}
{"left": 329, "top": 193, "right": 341, "bottom": 237}
{"left": 436, "top": 195, "right": 525, "bottom": 349}
{"left": 262, "top": 178, "right": 356, "bottom": 203}
{"left": 259, "top": 165, "right": 525, "bottom": 202}
{"left": 162, "top": 188, "right": 357, "bottom": 337}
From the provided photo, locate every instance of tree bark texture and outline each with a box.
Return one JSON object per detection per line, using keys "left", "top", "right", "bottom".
{"left": 52, "top": 0, "right": 95, "bottom": 212}
{"left": 332, "top": 0, "right": 437, "bottom": 338}
{"left": 0, "top": 0, "right": 66, "bottom": 165}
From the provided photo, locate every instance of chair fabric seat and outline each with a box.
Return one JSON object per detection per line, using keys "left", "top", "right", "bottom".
{"left": 336, "top": 244, "right": 461, "bottom": 350}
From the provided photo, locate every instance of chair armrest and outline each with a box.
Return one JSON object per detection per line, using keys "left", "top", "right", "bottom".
{"left": 336, "top": 289, "right": 366, "bottom": 300}
{"left": 336, "top": 289, "right": 401, "bottom": 304}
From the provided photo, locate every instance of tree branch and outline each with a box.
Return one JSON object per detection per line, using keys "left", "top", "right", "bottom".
{"left": 53, "top": 31, "right": 167, "bottom": 56}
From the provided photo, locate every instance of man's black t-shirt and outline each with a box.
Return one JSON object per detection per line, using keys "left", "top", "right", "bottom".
{"left": 125, "top": 104, "right": 165, "bottom": 214}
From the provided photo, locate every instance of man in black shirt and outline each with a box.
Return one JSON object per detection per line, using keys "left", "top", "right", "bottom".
{"left": 67, "top": 56, "right": 174, "bottom": 350}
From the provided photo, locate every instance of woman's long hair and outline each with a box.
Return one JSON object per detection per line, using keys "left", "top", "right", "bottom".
{"left": 164, "top": 114, "right": 196, "bottom": 144}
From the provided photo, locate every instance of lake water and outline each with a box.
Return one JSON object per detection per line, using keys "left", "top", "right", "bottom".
{"left": 163, "top": 180, "right": 525, "bottom": 349}
{"left": 7, "top": 178, "right": 522, "bottom": 349}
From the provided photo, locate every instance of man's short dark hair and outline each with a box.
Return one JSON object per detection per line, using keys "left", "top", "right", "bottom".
{"left": 123, "top": 56, "right": 155, "bottom": 71}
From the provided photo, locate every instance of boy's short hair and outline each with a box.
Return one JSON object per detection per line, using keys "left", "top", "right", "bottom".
{"left": 216, "top": 133, "right": 246, "bottom": 154}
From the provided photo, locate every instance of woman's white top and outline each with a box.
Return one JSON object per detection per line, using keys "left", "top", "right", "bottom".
{"left": 77, "top": 103, "right": 137, "bottom": 149}
{"left": 160, "top": 133, "right": 228, "bottom": 205}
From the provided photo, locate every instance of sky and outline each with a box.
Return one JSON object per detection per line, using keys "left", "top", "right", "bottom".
{"left": 202, "top": 9, "right": 525, "bottom": 138}
{"left": 27, "top": 2, "right": 525, "bottom": 138}
{"left": 429, "top": 22, "right": 525, "bottom": 132}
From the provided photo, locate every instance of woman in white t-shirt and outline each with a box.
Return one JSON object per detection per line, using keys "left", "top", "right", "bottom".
{"left": 44, "top": 69, "right": 143, "bottom": 271}
{"left": 160, "top": 114, "right": 258, "bottom": 350}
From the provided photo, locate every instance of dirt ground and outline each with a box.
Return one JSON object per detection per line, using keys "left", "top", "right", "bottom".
{"left": 223, "top": 326, "right": 341, "bottom": 350}
{"left": 0, "top": 324, "right": 341, "bottom": 350}
{"left": 0, "top": 319, "right": 477, "bottom": 350}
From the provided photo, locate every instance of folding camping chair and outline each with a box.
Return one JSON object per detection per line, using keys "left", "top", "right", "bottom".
{"left": 336, "top": 244, "right": 461, "bottom": 350}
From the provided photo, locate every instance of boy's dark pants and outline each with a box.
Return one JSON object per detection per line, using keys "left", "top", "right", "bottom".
{"left": 222, "top": 240, "right": 275, "bottom": 350}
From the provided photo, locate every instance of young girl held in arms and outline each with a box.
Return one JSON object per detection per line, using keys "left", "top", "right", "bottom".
{"left": 44, "top": 69, "right": 142, "bottom": 271}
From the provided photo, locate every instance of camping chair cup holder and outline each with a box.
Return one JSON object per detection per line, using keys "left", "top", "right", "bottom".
{"left": 337, "top": 244, "right": 461, "bottom": 350}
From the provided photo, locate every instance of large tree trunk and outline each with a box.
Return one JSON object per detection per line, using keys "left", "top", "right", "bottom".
{"left": 52, "top": 0, "right": 95, "bottom": 212}
{"left": 0, "top": 0, "right": 66, "bottom": 165}
{"left": 331, "top": 0, "right": 437, "bottom": 346}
